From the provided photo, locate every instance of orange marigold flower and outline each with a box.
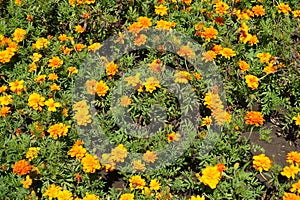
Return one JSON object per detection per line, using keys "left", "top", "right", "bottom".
{"left": 73, "top": 109, "right": 92, "bottom": 126}
{"left": 47, "top": 123, "right": 70, "bottom": 139}
{"left": 12, "top": 28, "right": 26, "bottom": 43}
{"left": 155, "top": 5, "right": 168, "bottom": 16}
{"left": 290, "top": 180, "right": 300, "bottom": 194}
{"left": 252, "top": 5, "right": 265, "bottom": 17}
{"left": 286, "top": 151, "right": 300, "bottom": 165}
{"left": 189, "top": 195, "right": 205, "bottom": 200}
{"left": 25, "top": 147, "right": 40, "bottom": 161}
{"left": 177, "top": 45, "right": 195, "bottom": 59}
{"left": 263, "top": 63, "right": 277, "bottom": 74}
{"left": 245, "top": 111, "right": 264, "bottom": 126}
{"left": 0, "top": 95, "right": 12, "bottom": 106}
{"left": 96, "top": 80, "right": 109, "bottom": 96}
{"left": 134, "top": 34, "right": 147, "bottom": 46}
{"left": 67, "top": 66, "right": 78, "bottom": 77}
{"left": 106, "top": 61, "right": 119, "bottom": 76}
{"left": 137, "top": 17, "right": 152, "bottom": 29}
{"left": 15, "top": 0, "right": 21, "bottom": 5}
{"left": 181, "top": 0, "right": 192, "bottom": 6}
{"left": 58, "top": 34, "right": 68, "bottom": 42}
{"left": 277, "top": 3, "right": 291, "bottom": 15}
{"left": 202, "top": 50, "right": 217, "bottom": 62}
{"left": 81, "top": 154, "right": 101, "bottom": 173}
{"left": 132, "top": 160, "right": 146, "bottom": 172}
{"left": 253, "top": 154, "right": 272, "bottom": 172}
{"left": 85, "top": 79, "right": 98, "bottom": 94}
{"left": 143, "top": 150, "right": 157, "bottom": 163}
{"left": 292, "top": 114, "right": 300, "bottom": 126}
{"left": 28, "top": 93, "right": 45, "bottom": 111}
{"left": 120, "top": 96, "right": 132, "bottom": 107}
{"left": 74, "top": 43, "right": 86, "bottom": 52}
{"left": 0, "top": 106, "right": 11, "bottom": 117}
{"left": 148, "top": 59, "right": 163, "bottom": 72}
{"left": 0, "top": 85, "right": 7, "bottom": 93}
{"left": 124, "top": 73, "right": 142, "bottom": 87}
{"left": 48, "top": 56, "right": 63, "bottom": 70}
{"left": 245, "top": 74, "right": 259, "bottom": 90}
{"left": 13, "top": 160, "right": 32, "bottom": 176}
{"left": 167, "top": 132, "right": 180, "bottom": 143}
{"left": 220, "top": 48, "right": 236, "bottom": 59}
{"left": 88, "top": 43, "right": 101, "bottom": 52}
{"left": 75, "top": 25, "right": 85, "bottom": 33}
{"left": 238, "top": 60, "right": 250, "bottom": 73}
{"left": 83, "top": 192, "right": 99, "bottom": 200}
{"left": 198, "top": 26, "right": 218, "bottom": 42}
{"left": 248, "top": 35, "right": 259, "bottom": 45}
{"left": 212, "top": 44, "right": 223, "bottom": 54}
{"left": 111, "top": 144, "right": 128, "bottom": 163}
{"left": 283, "top": 192, "right": 300, "bottom": 200}
{"left": 214, "top": 1, "right": 229, "bottom": 16}
{"left": 35, "top": 75, "right": 46, "bottom": 84}
{"left": 257, "top": 52, "right": 271, "bottom": 63}
{"left": 281, "top": 165, "right": 300, "bottom": 179}
{"left": 156, "top": 20, "right": 176, "bottom": 30}
{"left": 21, "top": 175, "right": 32, "bottom": 189}
{"left": 129, "top": 175, "right": 146, "bottom": 190}
{"left": 31, "top": 53, "right": 42, "bottom": 62}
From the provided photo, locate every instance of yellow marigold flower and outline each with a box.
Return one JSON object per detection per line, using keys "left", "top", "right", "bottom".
{"left": 293, "top": 114, "right": 300, "bottom": 126}
{"left": 74, "top": 43, "right": 86, "bottom": 52}
{"left": 119, "top": 193, "right": 134, "bottom": 200}
{"left": 58, "top": 34, "right": 68, "bottom": 42}
{"left": 245, "top": 74, "right": 259, "bottom": 90}
{"left": 257, "top": 52, "right": 271, "bottom": 63}
{"left": 283, "top": 192, "right": 300, "bottom": 200}
{"left": 21, "top": 175, "right": 32, "bottom": 189}
{"left": 31, "top": 53, "right": 42, "bottom": 62}
{"left": 81, "top": 154, "right": 101, "bottom": 173}
{"left": 12, "top": 28, "right": 26, "bottom": 42}
{"left": 28, "top": 62, "right": 37, "bottom": 72}
{"left": 132, "top": 159, "right": 146, "bottom": 172}
{"left": 189, "top": 195, "right": 205, "bottom": 200}
{"left": 177, "top": 45, "right": 195, "bottom": 59}
{"left": 137, "top": 17, "right": 152, "bottom": 29}
{"left": 181, "top": 0, "right": 192, "bottom": 5}
{"left": 75, "top": 25, "right": 85, "bottom": 33}
{"left": 15, "top": 0, "right": 21, "bottom": 5}
{"left": 202, "top": 50, "right": 216, "bottom": 62}
{"left": 134, "top": 34, "right": 147, "bottom": 46}
{"left": 26, "top": 147, "right": 40, "bottom": 161}
{"left": 220, "top": 48, "right": 236, "bottom": 59}
{"left": 201, "top": 116, "right": 212, "bottom": 127}
{"left": 245, "top": 111, "right": 264, "bottom": 126}
{"left": 252, "top": 5, "right": 265, "bottom": 17}
{"left": 9, "top": 80, "right": 25, "bottom": 94}
{"left": 48, "top": 56, "right": 63, "bottom": 70}
{"left": 73, "top": 109, "right": 92, "bottom": 126}
{"left": 124, "top": 73, "right": 142, "bottom": 87}
{"left": 88, "top": 43, "right": 101, "bottom": 52}
{"left": 149, "top": 179, "right": 161, "bottom": 191}
{"left": 0, "top": 85, "right": 7, "bottom": 93}
{"left": 238, "top": 60, "right": 250, "bottom": 73}
{"left": 73, "top": 100, "right": 89, "bottom": 111}
{"left": 0, "top": 106, "right": 10, "bottom": 117}
{"left": 111, "top": 144, "right": 128, "bottom": 163}
{"left": 67, "top": 66, "right": 78, "bottom": 77}
{"left": 47, "top": 123, "right": 70, "bottom": 139}
{"left": 212, "top": 44, "right": 223, "bottom": 54}
{"left": 293, "top": 10, "right": 300, "bottom": 18}
{"left": 35, "top": 75, "right": 46, "bottom": 83}
{"left": 120, "top": 96, "right": 132, "bottom": 107}
{"left": 286, "top": 151, "right": 300, "bottom": 165}
{"left": 144, "top": 77, "right": 161, "bottom": 93}
{"left": 167, "top": 132, "right": 180, "bottom": 143}
{"left": 50, "top": 83, "right": 61, "bottom": 91}
{"left": 249, "top": 35, "right": 259, "bottom": 45}
{"left": 155, "top": 5, "right": 169, "bottom": 16}
{"left": 0, "top": 95, "right": 12, "bottom": 106}
{"left": 174, "top": 71, "right": 192, "bottom": 84}
{"left": 277, "top": 3, "right": 291, "bottom": 15}
{"left": 43, "top": 184, "right": 62, "bottom": 199}
{"left": 198, "top": 26, "right": 218, "bottom": 42}
{"left": 28, "top": 93, "right": 45, "bottom": 111}
{"left": 96, "top": 80, "right": 109, "bottom": 96}
{"left": 252, "top": 154, "right": 272, "bottom": 172}
{"left": 129, "top": 175, "right": 146, "bottom": 190}
{"left": 214, "top": 1, "right": 229, "bottom": 16}
{"left": 143, "top": 150, "right": 157, "bottom": 163}
{"left": 263, "top": 62, "right": 277, "bottom": 74}
{"left": 290, "top": 180, "right": 300, "bottom": 194}
{"left": 57, "top": 190, "right": 73, "bottom": 200}
{"left": 33, "top": 37, "right": 50, "bottom": 49}
{"left": 199, "top": 165, "right": 222, "bottom": 189}
{"left": 45, "top": 98, "right": 61, "bottom": 112}
{"left": 13, "top": 159, "right": 32, "bottom": 176}
{"left": 156, "top": 20, "right": 176, "bottom": 30}
{"left": 281, "top": 165, "right": 300, "bottom": 179}
{"left": 106, "top": 61, "right": 118, "bottom": 76}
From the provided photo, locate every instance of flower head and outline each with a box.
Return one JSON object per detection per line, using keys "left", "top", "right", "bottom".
{"left": 253, "top": 154, "right": 272, "bottom": 172}
{"left": 245, "top": 111, "right": 264, "bottom": 126}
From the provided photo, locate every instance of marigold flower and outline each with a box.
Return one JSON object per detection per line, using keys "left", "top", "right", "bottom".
{"left": 181, "top": 0, "right": 192, "bottom": 5}
{"left": 144, "top": 77, "right": 161, "bottom": 93}
{"left": 197, "top": 26, "right": 218, "bottom": 42}
{"left": 68, "top": 142, "right": 87, "bottom": 160}
{"left": 45, "top": 98, "right": 61, "bottom": 112}
{"left": 106, "top": 61, "right": 118, "bottom": 76}
{"left": 252, "top": 154, "right": 272, "bottom": 172}
{"left": 214, "top": 1, "right": 229, "bottom": 16}
{"left": 257, "top": 52, "right": 271, "bottom": 63}
{"left": 137, "top": 17, "right": 152, "bottom": 29}
{"left": 21, "top": 175, "right": 32, "bottom": 189}
{"left": 28, "top": 93, "right": 45, "bottom": 111}
{"left": 174, "top": 71, "right": 192, "bottom": 84}
{"left": 245, "top": 111, "right": 264, "bottom": 126}
{"left": 263, "top": 62, "right": 277, "bottom": 74}
{"left": 119, "top": 193, "right": 134, "bottom": 200}
{"left": 88, "top": 43, "right": 101, "bottom": 52}
{"left": 238, "top": 60, "right": 250, "bottom": 73}
{"left": 35, "top": 75, "right": 46, "bottom": 83}
{"left": 220, "top": 48, "right": 236, "bottom": 59}
{"left": 245, "top": 74, "right": 259, "bottom": 90}
{"left": 50, "top": 83, "right": 61, "bottom": 91}
{"left": 148, "top": 59, "right": 163, "bottom": 72}
{"left": 26, "top": 147, "right": 41, "bottom": 161}
{"left": 201, "top": 116, "right": 212, "bottom": 127}
{"left": 283, "top": 192, "right": 300, "bottom": 200}
{"left": 85, "top": 79, "right": 98, "bottom": 94}
{"left": 81, "top": 154, "right": 101, "bottom": 173}
{"left": 290, "top": 180, "right": 300, "bottom": 194}
{"left": 75, "top": 25, "right": 85, "bottom": 33}
{"left": 189, "top": 195, "right": 205, "bottom": 200}
{"left": 129, "top": 175, "right": 146, "bottom": 190}
{"left": 57, "top": 190, "right": 73, "bottom": 200}
{"left": 199, "top": 165, "right": 222, "bottom": 189}
{"left": 167, "top": 132, "right": 180, "bottom": 143}
{"left": 13, "top": 160, "right": 32, "bottom": 176}
{"left": 124, "top": 73, "right": 142, "bottom": 87}
{"left": 33, "top": 37, "right": 49, "bottom": 49}
{"left": 96, "top": 80, "right": 109, "bottom": 96}
{"left": 31, "top": 53, "right": 42, "bottom": 62}
{"left": 277, "top": 3, "right": 291, "bottom": 15}
{"left": 43, "top": 184, "right": 62, "bottom": 199}
{"left": 47, "top": 123, "right": 70, "bottom": 139}
{"left": 286, "top": 151, "right": 300, "bottom": 165}
{"left": 281, "top": 165, "right": 300, "bottom": 179}
{"left": 293, "top": 10, "right": 300, "bottom": 18}
{"left": 0, "top": 106, "right": 10, "bottom": 117}
{"left": 292, "top": 114, "right": 300, "bottom": 126}
{"left": 150, "top": 179, "right": 161, "bottom": 191}
{"left": 0, "top": 85, "right": 7, "bottom": 93}
{"left": 73, "top": 109, "right": 92, "bottom": 126}
{"left": 67, "top": 66, "right": 78, "bottom": 77}
{"left": 48, "top": 56, "right": 63, "bottom": 70}
{"left": 9, "top": 80, "right": 25, "bottom": 94}
{"left": 134, "top": 34, "right": 147, "bottom": 46}
{"left": 156, "top": 20, "right": 176, "bottom": 30}
{"left": 252, "top": 5, "right": 265, "bottom": 16}
{"left": 120, "top": 96, "right": 132, "bottom": 107}
{"left": 202, "top": 50, "right": 216, "bottom": 62}
{"left": 111, "top": 144, "right": 128, "bottom": 163}
{"left": 248, "top": 35, "right": 259, "bottom": 45}
{"left": 132, "top": 159, "right": 146, "bottom": 172}
{"left": 143, "top": 150, "right": 157, "bottom": 163}
{"left": 12, "top": 28, "right": 26, "bottom": 42}
{"left": 212, "top": 44, "right": 223, "bottom": 54}
{"left": 155, "top": 5, "right": 168, "bottom": 16}
{"left": 177, "top": 45, "right": 195, "bottom": 59}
